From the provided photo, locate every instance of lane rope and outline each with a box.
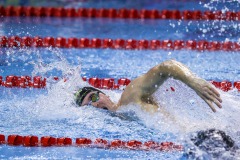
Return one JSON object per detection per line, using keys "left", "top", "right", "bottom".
{"left": 0, "top": 75, "right": 239, "bottom": 92}
{"left": 1, "top": 36, "right": 239, "bottom": 52}
{"left": 0, "top": 4, "right": 237, "bottom": 154}
{"left": 0, "top": 134, "right": 183, "bottom": 151}
{"left": 0, "top": 6, "right": 239, "bottom": 21}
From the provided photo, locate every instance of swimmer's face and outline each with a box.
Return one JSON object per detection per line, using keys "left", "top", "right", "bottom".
{"left": 81, "top": 91, "right": 111, "bottom": 110}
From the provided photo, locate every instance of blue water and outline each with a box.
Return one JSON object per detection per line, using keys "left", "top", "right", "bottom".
{"left": 1, "top": 0, "right": 239, "bottom": 11}
{"left": 0, "top": 0, "right": 240, "bottom": 159}
{"left": 1, "top": 17, "right": 239, "bottom": 42}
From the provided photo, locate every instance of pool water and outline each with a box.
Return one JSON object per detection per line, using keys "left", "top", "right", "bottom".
{"left": 0, "top": 0, "right": 240, "bottom": 159}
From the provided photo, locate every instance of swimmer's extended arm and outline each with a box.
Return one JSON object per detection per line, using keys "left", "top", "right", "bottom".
{"left": 119, "top": 60, "right": 222, "bottom": 112}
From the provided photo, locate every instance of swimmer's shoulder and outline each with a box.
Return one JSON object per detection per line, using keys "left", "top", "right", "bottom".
{"left": 118, "top": 79, "right": 143, "bottom": 106}
{"left": 118, "top": 86, "right": 159, "bottom": 113}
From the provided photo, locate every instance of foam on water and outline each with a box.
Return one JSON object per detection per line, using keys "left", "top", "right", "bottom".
{"left": 24, "top": 47, "right": 239, "bottom": 138}
{"left": 43, "top": 43, "right": 240, "bottom": 160}
{"left": 28, "top": 52, "right": 240, "bottom": 159}
{"left": 1, "top": 47, "right": 240, "bottom": 159}
{"left": 0, "top": 0, "right": 239, "bottom": 158}
{"left": 151, "top": 79, "right": 240, "bottom": 134}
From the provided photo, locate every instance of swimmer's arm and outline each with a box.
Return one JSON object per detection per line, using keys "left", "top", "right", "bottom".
{"left": 121, "top": 60, "right": 222, "bottom": 112}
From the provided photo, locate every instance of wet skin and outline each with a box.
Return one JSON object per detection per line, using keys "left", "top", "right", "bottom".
{"left": 81, "top": 60, "right": 222, "bottom": 114}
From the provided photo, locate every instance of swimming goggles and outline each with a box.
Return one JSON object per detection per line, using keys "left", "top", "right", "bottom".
{"left": 88, "top": 92, "right": 100, "bottom": 105}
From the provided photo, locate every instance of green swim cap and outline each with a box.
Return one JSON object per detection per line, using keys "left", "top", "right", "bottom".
{"left": 74, "top": 87, "right": 104, "bottom": 106}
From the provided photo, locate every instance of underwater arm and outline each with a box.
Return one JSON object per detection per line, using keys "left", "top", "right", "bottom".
{"left": 121, "top": 60, "right": 222, "bottom": 112}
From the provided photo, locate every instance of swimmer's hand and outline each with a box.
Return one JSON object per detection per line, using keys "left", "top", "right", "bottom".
{"left": 189, "top": 77, "right": 222, "bottom": 112}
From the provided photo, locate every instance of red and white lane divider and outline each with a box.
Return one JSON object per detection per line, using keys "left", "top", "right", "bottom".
{"left": 0, "top": 134, "right": 183, "bottom": 151}
{"left": 0, "top": 75, "right": 47, "bottom": 89}
{"left": 1, "top": 36, "right": 239, "bottom": 51}
{"left": 0, "top": 75, "right": 240, "bottom": 92}
{"left": 0, "top": 75, "right": 130, "bottom": 89}
{"left": 0, "top": 6, "right": 239, "bottom": 21}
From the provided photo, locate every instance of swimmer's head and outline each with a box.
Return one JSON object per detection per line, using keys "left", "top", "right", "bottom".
{"left": 74, "top": 86, "right": 111, "bottom": 110}
{"left": 75, "top": 87, "right": 103, "bottom": 106}
{"left": 185, "top": 129, "right": 237, "bottom": 159}
{"left": 191, "top": 129, "right": 235, "bottom": 150}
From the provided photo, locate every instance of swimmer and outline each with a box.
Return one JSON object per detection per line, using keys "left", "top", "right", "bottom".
{"left": 185, "top": 129, "right": 238, "bottom": 159}
{"left": 75, "top": 60, "right": 222, "bottom": 113}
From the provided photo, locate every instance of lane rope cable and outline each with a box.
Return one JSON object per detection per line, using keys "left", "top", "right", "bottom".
{"left": 1, "top": 36, "right": 239, "bottom": 52}
{"left": 0, "top": 4, "right": 238, "bottom": 154}
{"left": 0, "top": 134, "right": 183, "bottom": 151}
{"left": 0, "top": 75, "right": 239, "bottom": 92}
{"left": 0, "top": 6, "right": 239, "bottom": 21}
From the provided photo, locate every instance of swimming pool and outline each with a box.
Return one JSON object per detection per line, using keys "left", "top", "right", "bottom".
{"left": 0, "top": 0, "right": 240, "bottom": 159}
